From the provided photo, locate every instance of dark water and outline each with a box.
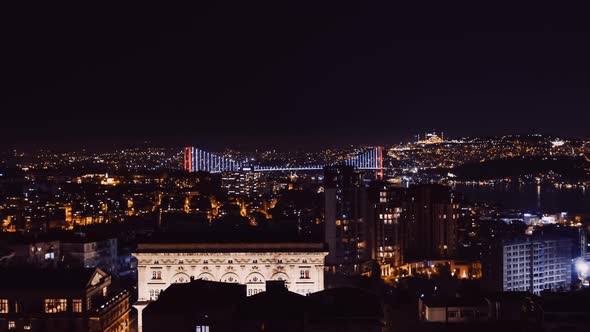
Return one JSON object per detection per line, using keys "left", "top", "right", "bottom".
{"left": 453, "top": 183, "right": 590, "bottom": 214}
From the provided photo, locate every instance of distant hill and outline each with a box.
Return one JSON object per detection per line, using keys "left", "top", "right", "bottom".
{"left": 435, "top": 156, "right": 590, "bottom": 181}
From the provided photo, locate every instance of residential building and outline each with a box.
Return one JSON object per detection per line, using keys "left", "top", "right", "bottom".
{"left": 485, "top": 235, "right": 573, "bottom": 294}
{"left": 60, "top": 233, "right": 118, "bottom": 274}
{"left": 324, "top": 165, "right": 370, "bottom": 272}
{"left": 0, "top": 268, "right": 130, "bottom": 332}
{"left": 367, "top": 182, "right": 404, "bottom": 267}
{"left": 403, "top": 184, "right": 459, "bottom": 260}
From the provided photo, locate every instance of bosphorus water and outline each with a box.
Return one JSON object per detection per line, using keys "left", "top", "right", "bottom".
{"left": 453, "top": 183, "right": 590, "bottom": 214}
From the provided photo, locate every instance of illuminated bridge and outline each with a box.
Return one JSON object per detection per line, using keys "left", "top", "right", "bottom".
{"left": 184, "top": 146, "right": 384, "bottom": 178}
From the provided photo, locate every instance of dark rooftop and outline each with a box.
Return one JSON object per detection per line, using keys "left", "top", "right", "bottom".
{"left": 540, "top": 289, "right": 590, "bottom": 313}
{"left": 236, "top": 281, "right": 307, "bottom": 320}
{"left": 0, "top": 230, "right": 115, "bottom": 245}
{"left": 136, "top": 242, "right": 327, "bottom": 253}
{"left": 143, "top": 279, "right": 246, "bottom": 315}
{"left": 0, "top": 268, "right": 106, "bottom": 290}
{"left": 308, "top": 287, "right": 383, "bottom": 318}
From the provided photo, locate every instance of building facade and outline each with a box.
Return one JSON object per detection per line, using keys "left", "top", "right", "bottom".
{"left": 134, "top": 242, "right": 327, "bottom": 300}
{"left": 324, "top": 165, "right": 370, "bottom": 271}
{"left": 133, "top": 242, "right": 327, "bottom": 331}
{"left": 485, "top": 235, "right": 573, "bottom": 294}
{"left": 0, "top": 268, "right": 130, "bottom": 332}
{"left": 367, "top": 182, "right": 404, "bottom": 267}
{"left": 61, "top": 236, "right": 118, "bottom": 274}
{"left": 403, "top": 184, "right": 459, "bottom": 260}
{"left": 221, "top": 170, "right": 267, "bottom": 197}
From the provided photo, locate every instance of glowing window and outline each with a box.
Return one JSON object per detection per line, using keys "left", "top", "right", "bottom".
{"left": 0, "top": 299, "right": 7, "bottom": 313}
{"left": 73, "top": 299, "right": 83, "bottom": 313}
{"left": 44, "top": 299, "right": 67, "bottom": 313}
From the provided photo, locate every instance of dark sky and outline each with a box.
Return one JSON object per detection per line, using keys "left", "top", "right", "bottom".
{"left": 1, "top": 3, "right": 590, "bottom": 149}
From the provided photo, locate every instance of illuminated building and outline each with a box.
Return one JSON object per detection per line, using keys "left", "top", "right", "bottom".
{"left": 417, "top": 131, "right": 444, "bottom": 144}
{"left": 323, "top": 165, "right": 370, "bottom": 271}
{"left": 387, "top": 259, "right": 482, "bottom": 279}
{"left": 221, "top": 170, "right": 267, "bottom": 197}
{"left": 133, "top": 242, "right": 327, "bottom": 331}
{"left": 484, "top": 235, "right": 573, "bottom": 294}
{"left": 0, "top": 268, "right": 130, "bottom": 332}
{"left": 367, "top": 182, "right": 404, "bottom": 266}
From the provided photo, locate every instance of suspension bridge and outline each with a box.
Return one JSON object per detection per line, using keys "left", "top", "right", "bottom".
{"left": 184, "top": 146, "right": 384, "bottom": 178}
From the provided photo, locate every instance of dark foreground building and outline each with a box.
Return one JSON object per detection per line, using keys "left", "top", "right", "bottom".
{"left": 143, "top": 279, "right": 383, "bottom": 332}
{"left": 0, "top": 268, "right": 130, "bottom": 332}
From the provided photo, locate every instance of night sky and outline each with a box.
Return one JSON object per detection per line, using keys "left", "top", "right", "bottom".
{"left": 1, "top": 3, "right": 590, "bottom": 149}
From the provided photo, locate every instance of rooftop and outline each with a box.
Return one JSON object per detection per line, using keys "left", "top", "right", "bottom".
{"left": 143, "top": 279, "right": 245, "bottom": 315}
{"left": 136, "top": 242, "right": 328, "bottom": 253}
{"left": 0, "top": 267, "right": 108, "bottom": 291}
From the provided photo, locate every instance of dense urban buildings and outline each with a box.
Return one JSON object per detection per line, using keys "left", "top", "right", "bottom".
{"left": 5, "top": 3, "right": 590, "bottom": 331}
{"left": 1, "top": 138, "right": 589, "bottom": 331}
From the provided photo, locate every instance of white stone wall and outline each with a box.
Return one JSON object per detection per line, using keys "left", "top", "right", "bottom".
{"left": 134, "top": 251, "right": 327, "bottom": 302}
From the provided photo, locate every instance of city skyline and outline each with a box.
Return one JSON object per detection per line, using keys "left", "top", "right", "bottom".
{"left": 3, "top": 4, "right": 590, "bottom": 332}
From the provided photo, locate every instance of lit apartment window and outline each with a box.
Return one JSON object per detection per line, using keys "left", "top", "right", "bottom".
{"left": 0, "top": 299, "right": 8, "bottom": 313}
{"left": 102, "top": 287, "right": 108, "bottom": 297}
{"left": 24, "top": 322, "right": 31, "bottom": 330}
{"left": 300, "top": 270, "right": 310, "bottom": 279}
{"left": 152, "top": 270, "right": 162, "bottom": 279}
{"left": 196, "top": 326, "right": 210, "bottom": 332}
{"left": 8, "top": 321, "right": 16, "bottom": 330}
{"left": 149, "top": 289, "right": 161, "bottom": 301}
{"left": 73, "top": 299, "right": 83, "bottom": 313}
{"left": 44, "top": 299, "right": 67, "bottom": 313}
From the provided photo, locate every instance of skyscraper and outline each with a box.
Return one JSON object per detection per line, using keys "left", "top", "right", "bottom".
{"left": 484, "top": 234, "right": 573, "bottom": 294}
{"left": 367, "top": 182, "right": 405, "bottom": 267}
{"left": 402, "top": 184, "right": 459, "bottom": 260}
{"left": 323, "top": 165, "right": 370, "bottom": 272}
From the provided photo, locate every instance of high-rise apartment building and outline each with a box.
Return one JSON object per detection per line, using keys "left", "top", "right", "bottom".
{"left": 324, "top": 165, "right": 370, "bottom": 271}
{"left": 485, "top": 235, "right": 573, "bottom": 294}
{"left": 367, "top": 182, "right": 404, "bottom": 267}
{"left": 403, "top": 184, "right": 459, "bottom": 260}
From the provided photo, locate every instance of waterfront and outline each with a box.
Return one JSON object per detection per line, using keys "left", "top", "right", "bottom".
{"left": 454, "top": 183, "right": 590, "bottom": 214}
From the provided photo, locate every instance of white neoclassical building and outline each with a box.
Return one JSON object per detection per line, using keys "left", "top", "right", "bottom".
{"left": 133, "top": 242, "right": 327, "bottom": 331}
